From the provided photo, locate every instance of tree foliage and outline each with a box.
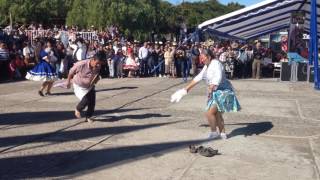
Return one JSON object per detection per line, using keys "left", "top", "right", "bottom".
{"left": 0, "top": 0, "right": 244, "bottom": 37}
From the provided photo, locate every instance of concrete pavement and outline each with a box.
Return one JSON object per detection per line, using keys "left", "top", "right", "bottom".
{"left": 0, "top": 78, "right": 320, "bottom": 179}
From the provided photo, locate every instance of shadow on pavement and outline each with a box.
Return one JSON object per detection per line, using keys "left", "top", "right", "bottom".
{"left": 0, "top": 114, "right": 172, "bottom": 148}
{"left": 97, "top": 113, "right": 171, "bottom": 122}
{"left": 200, "top": 122, "right": 273, "bottom": 138}
{"left": 227, "top": 122, "right": 273, "bottom": 138}
{"left": 0, "top": 121, "right": 209, "bottom": 179}
{"left": 0, "top": 108, "right": 149, "bottom": 126}
{"left": 51, "top": 86, "right": 138, "bottom": 96}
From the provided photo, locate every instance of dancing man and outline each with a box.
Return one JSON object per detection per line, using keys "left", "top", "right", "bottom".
{"left": 171, "top": 49, "right": 240, "bottom": 140}
{"left": 66, "top": 51, "right": 105, "bottom": 123}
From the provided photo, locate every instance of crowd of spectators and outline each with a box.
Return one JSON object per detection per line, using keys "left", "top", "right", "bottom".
{"left": 0, "top": 24, "right": 290, "bottom": 83}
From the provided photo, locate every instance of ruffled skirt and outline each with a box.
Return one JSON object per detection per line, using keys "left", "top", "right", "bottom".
{"left": 206, "top": 80, "right": 241, "bottom": 112}
{"left": 26, "top": 60, "right": 58, "bottom": 81}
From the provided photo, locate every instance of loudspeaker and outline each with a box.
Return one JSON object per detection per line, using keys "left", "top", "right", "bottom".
{"left": 308, "top": 66, "right": 320, "bottom": 83}
{"left": 280, "top": 62, "right": 291, "bottom": 81}
{"left": 297, "top": 63, "right": 308, "bottom": 81}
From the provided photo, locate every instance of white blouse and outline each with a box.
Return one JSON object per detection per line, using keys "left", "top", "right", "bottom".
{"left": 193, "top": 59, "right": 225, "bottom": 86}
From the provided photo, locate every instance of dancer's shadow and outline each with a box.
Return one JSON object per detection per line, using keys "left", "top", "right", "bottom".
{"left": 95, "top": 113, "right": 171, "bottom": 122}
{"left": 0, "top": 108, "right": 150, "bottom": 126}
{"left": 52, "top": 86, "right": 138, "bottom": 96}
{"left": 227, "top": 122, "right": 273, "bottom": 138}
{"left": 200, "top": 122, "right": 273, "bottom": 138}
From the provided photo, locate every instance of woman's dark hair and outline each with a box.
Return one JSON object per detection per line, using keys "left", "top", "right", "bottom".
{"left": 202, "top": 49, "right": 215, "bottom": 59}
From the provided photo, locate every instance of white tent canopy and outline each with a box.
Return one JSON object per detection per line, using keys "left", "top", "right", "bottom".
{"left": 198, "top": 0, "right": 320, "bottom": 40}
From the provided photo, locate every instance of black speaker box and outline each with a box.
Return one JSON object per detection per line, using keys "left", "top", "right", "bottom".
{"left": 309, "top": 66, "right": 320, "bottom": 83}
{"left": 281, "top": 62, "right": 291, "bottom": 81}
{"left": 297, "top": 63, "right": 308, "bottom": 81}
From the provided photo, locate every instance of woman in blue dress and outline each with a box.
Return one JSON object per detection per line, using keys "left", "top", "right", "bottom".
{"left": 171, "top": 49, "right": 240, "bottom": 140}
{"left": 26, "top": 41, "right": 58, "bottom": 96}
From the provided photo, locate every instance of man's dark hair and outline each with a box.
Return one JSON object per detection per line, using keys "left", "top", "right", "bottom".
{"left": 94, "top": 50, "right": 106, "bottom": 61}
{"left": 202, "top": 49, "right": 215, "bottom": 59}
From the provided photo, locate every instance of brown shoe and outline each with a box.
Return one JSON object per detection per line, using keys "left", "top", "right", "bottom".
{"left": 75, "top": 109, "right": 81, "bottom": 119}
{"left": 38, "top": 90, "right": 44, "bottom": 97}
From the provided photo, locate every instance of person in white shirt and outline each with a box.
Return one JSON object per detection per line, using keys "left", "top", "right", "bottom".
{"left": 23, "top": 42, "right": 36, "bottom": 69}
{"left": 171, "top": 49, "right": 240, "bottom": 140}
{"left": 71, "top": 40, "right": 87, "bottom": 61}
{"left": 138, "top": 42, "right": 149, "bottom": 76}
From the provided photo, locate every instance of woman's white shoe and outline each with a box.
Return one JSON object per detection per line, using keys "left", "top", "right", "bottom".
{"left": 220, "top": 133, "right": 227, "bottom": 140}
{"left": 207, "top": 131, "right": 220, "bottom": 140}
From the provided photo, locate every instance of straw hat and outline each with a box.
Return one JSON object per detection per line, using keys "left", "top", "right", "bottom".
{"left": 204, "top": 39, "right": 214, "bottom": 47}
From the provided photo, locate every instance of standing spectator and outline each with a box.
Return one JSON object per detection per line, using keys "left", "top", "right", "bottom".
{"left": 56, "top": 42, "right": 66, "bottom": 78}
{"left": 158, "top": 43, "right": 165, "bottom": 77}
{"left": 0, "top": 42, "right": 10, "bottom": 80}
{"left": 245, "top": 45, "right": 253, "bottom": 78}
{"left": 106, "top": 43, "right": 115, "bottom": 78}
{"left": 175, "top": 47, "right": 187, "bottom": 81}
{"left": 153, "top": 43, "right": 161, "bottom": 77}
{"left": 114, "top": 49, "right": 124, "bottom": 78}
{"left": 237, "top": 45, "right": 249, "bottom": 78}
{"left": 225, "top": 46, "right": 235, "bottom": 79}
{"left": 164, "top": 46, "right": 174, "bottom": 77}
{"left": 185, "top": 44, "right": 192, "bottom": 78}
{"left": 138, "top": 42, "right": 149, "bottom": 77}
{"left": 148, "top": 43, "right": 156, "bottom": 77}
{"left": 252, "top": 42, "right": 264, "bottom": 79}
{"left": 74, "top": 39, "right": 87, "bottom": 61}
{"left": 34, "top": 40, "right": 42, "bottom": 63}
{"left": 23, "top": 42, "right": 36, "bottom": 71}
{"left": 191, "top": 43, "right": 200, "bottom": 76}
{"left": 123, "top": 53, "right": 139, "bottom": 78}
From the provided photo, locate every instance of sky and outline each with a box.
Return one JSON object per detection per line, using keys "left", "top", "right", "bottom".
{"left": 167, "top": 0, "right": 257, "bottom": 7}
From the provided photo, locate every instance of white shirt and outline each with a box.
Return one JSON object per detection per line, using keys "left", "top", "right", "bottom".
{"left": 122, "top": 46, "right": 127, "bottom": 55}
{"left": 23, "top": 46, "right": 35, "bottom": 58}
{"left": 0, "top": 48, "right": 9, "bottom": 61}
{"left": 113, "top": 46, "right": 119, "bottom": 54}
{"left": 193, "top": 59, "right": 225, "bottom": 86}
{"left": 71, "top": 44, "right": 87, "bottom": 61}
{"left": 138, "top": 47, "right": 148, "bottom": 59}
{"left": 76, "top": 46, "right": 87, "bottom": 61}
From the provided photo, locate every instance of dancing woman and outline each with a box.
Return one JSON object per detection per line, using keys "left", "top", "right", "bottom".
{"left": 171, "top": 49, "right": 240, "bottom": 139}
{"left": 26, "top": 41, "right": 58, "bottom": 96}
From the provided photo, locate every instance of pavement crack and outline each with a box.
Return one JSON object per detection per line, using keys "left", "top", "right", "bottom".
{"left": 176, "top": 156, "right": 198, "bottom": 180}
{"left": 309, "top": 138, "right": 320, "bottom": 180}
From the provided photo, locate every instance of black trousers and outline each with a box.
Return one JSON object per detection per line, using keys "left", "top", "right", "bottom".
{"left": 76, "top": 87, "right": 96, "bottom": 118}
{"left": 140, "top": 59, "right": 149, "bottom": 77}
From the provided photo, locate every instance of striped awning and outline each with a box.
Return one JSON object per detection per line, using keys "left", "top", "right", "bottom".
{"left": 198, "top": 0, "right": 320, "bottom": 40}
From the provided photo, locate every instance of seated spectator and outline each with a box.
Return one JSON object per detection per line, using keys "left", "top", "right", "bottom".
{"left": 8, "top": 54, "right": 24, "bottom": 79}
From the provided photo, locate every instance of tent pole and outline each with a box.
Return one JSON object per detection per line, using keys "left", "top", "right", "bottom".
{"left": 309, "top": 16, "right": 314, "bottom": 65}
{"left": 311, "top": 0, "right": 319, "bottom": 89}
